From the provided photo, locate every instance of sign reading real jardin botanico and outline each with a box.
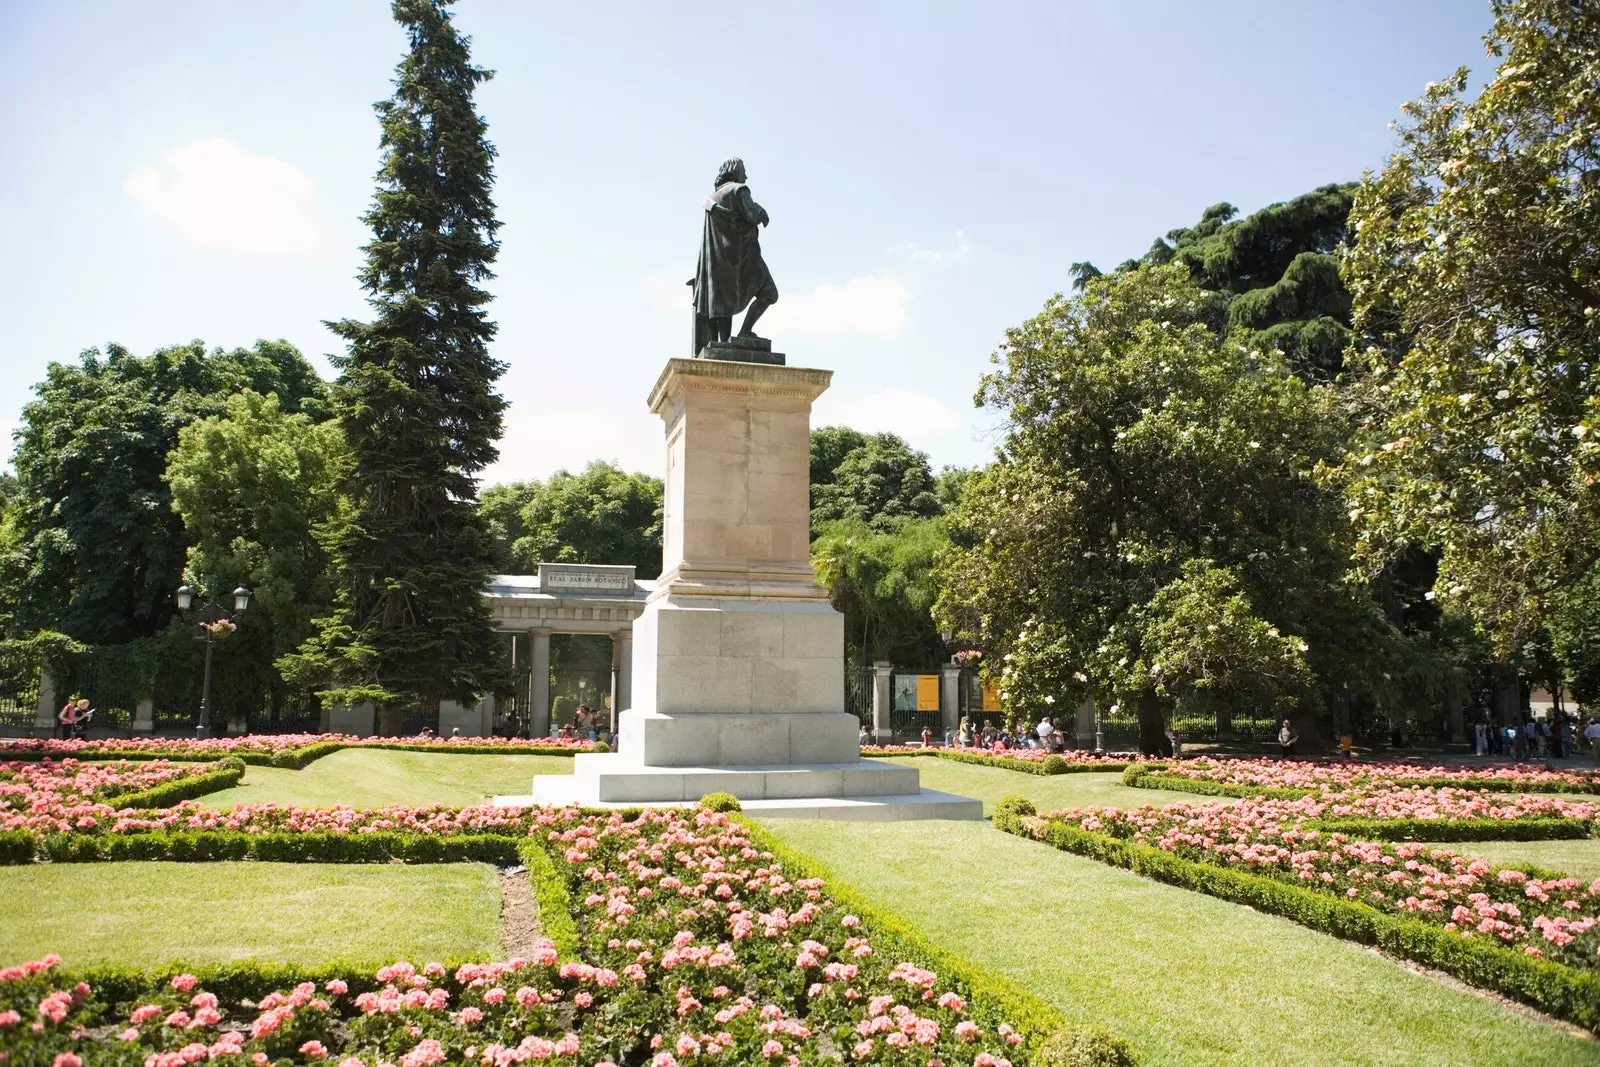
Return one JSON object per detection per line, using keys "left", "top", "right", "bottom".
{"left": 536, "top": 563, "right": 637, "bottom": 594}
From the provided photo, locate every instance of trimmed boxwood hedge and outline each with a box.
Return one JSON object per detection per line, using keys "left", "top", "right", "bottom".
{"left": 516, "top": 838, "right": 579, "bottom": 958}
{"left": 995, "top": 809, "right": 1600, "bottom": 1033}
{"left": 2, "top": 739, "right": 588, "bottom": 769}
{"left": 1307, "top": 816, "right": 1593, "bottom": 842}
{"left": 16, "top": 829, "right": 520, "bottom": 866}
{"left": 105, "top": 757, "right": 247, "bottom": 809}
{"left": 1120, "top": 764, "right": 1315, "bottom": 800}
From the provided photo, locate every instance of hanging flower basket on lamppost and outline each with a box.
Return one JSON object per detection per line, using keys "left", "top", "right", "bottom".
{"left": 175, "top": 584, "right": 251, "bottom": 739}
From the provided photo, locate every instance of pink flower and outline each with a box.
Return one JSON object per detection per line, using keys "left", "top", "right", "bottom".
{"left": 53, "top": 1055, "right": 82, "bottom": 1067}
{"left": 574, "top": 991, "right": 593, "bottom": 1008}
{"left": 955, "top": 1020, "right": 979, "bottom": 1042}
{"left": 169, "top": 974, "right": 198, "bottom": 993}
{"left": 325, "top": 979, "right": 349, "bottom": 996}
{"left": 300, "top": 1040, "right": 329, "bottom": 1059}
{"left": 762, "top": 1041, "right": 784, "bottom": 1057}
{"left": 400, "top": 1039, "right": 446, "bottom": 1067}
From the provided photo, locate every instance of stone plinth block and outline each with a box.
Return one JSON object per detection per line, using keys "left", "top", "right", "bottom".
{"left": 649, "top": 359, "right": 831, "bottom": 599}
{"left": 618, "top": 710, "right": 860, "bottom": 767}
{"left": 630, "top": 594, "right": 845, "bottom": 729}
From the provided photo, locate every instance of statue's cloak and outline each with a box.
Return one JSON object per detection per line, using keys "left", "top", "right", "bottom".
{"left": 693, "top": 182, "right": 773, "bottom": 321}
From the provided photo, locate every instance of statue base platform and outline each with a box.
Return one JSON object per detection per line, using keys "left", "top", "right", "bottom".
{"left": 698, "top": 339, "right": 785, "bottom": 365}
{"left": 510, "top": 753, "right": 981, "bottom": 821}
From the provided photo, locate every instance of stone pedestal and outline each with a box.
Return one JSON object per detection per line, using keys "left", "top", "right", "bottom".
{"left": 523, "top": 357, "right": 978, "bottom": 820}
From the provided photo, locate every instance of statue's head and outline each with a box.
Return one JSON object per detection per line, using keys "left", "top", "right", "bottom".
{"left": 715, "top": 158, "right": 747, "bottom": 187}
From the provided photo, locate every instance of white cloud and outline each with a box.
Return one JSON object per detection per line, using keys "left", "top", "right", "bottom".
{"left": 124, "top": 138, "right": 326, "bottom": 256}
{"left": 482, "top": 408, "right": 663, "bottom": 485}
{"left": 762, "top": 275, "right": 910, "bottom": 339}
{"left": 814, "top": 388, "right": 962, "bottom": 445}
{"left": 896, "top": 231, "right": 970, "bottom": 265}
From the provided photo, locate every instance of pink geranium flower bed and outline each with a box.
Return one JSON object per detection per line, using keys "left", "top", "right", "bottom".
{"left": 0, "top": 734, "right": 597, "bottom": 759}
{"left": 0, "top": 808, "right": 1033, "bottom": 1066}
{"left": 1148, "top": 755, "right": 1600, "bottom": 794}
{"left": 1036, "top": 794, "right": 1600, "bottom": 968}
{"left": 0, "top": 758, "right": 213, "bottom": 813}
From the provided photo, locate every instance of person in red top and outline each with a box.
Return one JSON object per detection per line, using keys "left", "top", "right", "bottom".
{"left": 920, "top": 726, "right": 933, "bottom": 748}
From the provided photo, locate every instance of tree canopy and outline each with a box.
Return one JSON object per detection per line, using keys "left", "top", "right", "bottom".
{"left": 1340, "top": 0, "right": 1600, "bottom": 658}
{"left": 481, "top": 462, "right": 664, "bottom": 578}
{"left": 1, "top": 341, "right": 326, "bottom": 646}
{"left": 938, "top": 264, "right": 1394, "bottom": 751}
{"left": 809, "top": 428, "right": 942, "bottom": 532}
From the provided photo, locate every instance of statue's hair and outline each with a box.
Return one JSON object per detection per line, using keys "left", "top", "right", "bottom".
{"left": 715, "top": 158, "right": 746, "bottom": 186}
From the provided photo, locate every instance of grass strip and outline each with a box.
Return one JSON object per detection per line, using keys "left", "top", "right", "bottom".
{"left": 995, "top": 803, "right": 1600, "bottom": 1033}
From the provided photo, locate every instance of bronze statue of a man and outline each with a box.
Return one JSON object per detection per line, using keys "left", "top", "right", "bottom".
{"left": 690, "top": 158, "right": 778, "bottom": 355}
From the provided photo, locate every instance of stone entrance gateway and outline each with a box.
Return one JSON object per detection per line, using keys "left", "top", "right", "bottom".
{"left": 486, "top": 563, "right": 651, "bottom": 740}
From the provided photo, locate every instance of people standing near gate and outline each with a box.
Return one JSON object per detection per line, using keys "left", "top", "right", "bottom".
{"left": 1278, "top": 719, "right": 1298, "bottom": 758}
{"left": 1036, "top": 714, "right": 1055, "bottom": 750}
{"left": 1585, "top": 718, "right": 1600, "bottom": 767}
{"left": 56, "top": 695, "right": 82, "bottom": 740}
{"left": 920, "top": 725, "right": 933, "bottom": 748}
{"left": 957, "top": 716, "right": 974, "bottom": 748}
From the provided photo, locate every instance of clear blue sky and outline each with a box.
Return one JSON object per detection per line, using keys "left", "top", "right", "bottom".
{"left": 0, "top": 1, "right": 1491, "bottom": 483}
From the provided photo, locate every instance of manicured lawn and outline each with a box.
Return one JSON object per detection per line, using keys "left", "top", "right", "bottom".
{"left": 1417, "top": 838, "right": 1600, "bottom": 882}
{"left": 0, "top": 862, "right": 501, "bottom": 969}
{"left": 769, "top": 817, "right": 1599, "bottom": 1066}
{"left": 882, "top": 758, "right": 1237, "bottom": 813}
{"left": 199, "top": 748, "right": 574, "bottom": 808}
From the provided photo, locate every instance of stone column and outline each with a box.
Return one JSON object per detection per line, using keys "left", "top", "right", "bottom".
{"left": 33, "top": 665, "right": 56, "bottom": 733}
{"left": 132, "top": 699, "right": 155, "bottom": 733}
{"left": 529, "top": 628, "right": 552, "bottom": 739}
{"left": 1075, "top": 699, "right": 1096, "bottom": 750}
{"left": 611, "top": 631, "right": 633, "bottom": 732}
{"left": 939, "top": 662, "right": 961, "bottom": 740}
{"left": 871, "top": 662, "right": 894, "bottom": 744}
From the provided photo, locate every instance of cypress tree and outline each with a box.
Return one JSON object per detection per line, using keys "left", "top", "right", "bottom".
{"left": 300, "top": 0, "right": 509, "bottom": 729}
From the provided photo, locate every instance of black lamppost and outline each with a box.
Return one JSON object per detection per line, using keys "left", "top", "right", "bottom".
{"left": 176, "top": 583, "right": 251, "bottom": 738}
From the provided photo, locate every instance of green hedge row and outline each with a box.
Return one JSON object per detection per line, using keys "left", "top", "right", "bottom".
{"left": 1391, "top": 775, "right": 1600, "bottom": 796}
{"left": 1120, "top": 764, "right": 1315, "bottom": 800}
{"left": 995, "top": 805, "right": 1600, "bottom": 1033}
{"left": 740, "top": 814, "right": 1136, "bottom": 1066}
{"left": 517, "top": 838, "right": 580, "bottom": 958}
{"left": 106, "top": 758, "right": 246, "bottom": 809}
{"left": 1307, "top": 816, "right": 1593, "bottom": 842}
{"left": 6, "top": 829, "right": 520, "bottom": 866}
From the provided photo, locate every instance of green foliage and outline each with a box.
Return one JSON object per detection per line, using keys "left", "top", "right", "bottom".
{"left": 938, "top": 265, "right": 1386, "bottom": 751}
{"left": 809, "top": 425, "right": 870, "bottom": 488}
{"left": 108, "top": 761, "right": 246, "bottom": 810}
{"left": 995, "top": 794, "right": 1037, "bottom": 819}
{"left": 998, "top": 810, "right": 1600, "bottom": 1033}
{"left": 18, "top": 829, "right": 520, "bottom": 867}
{"left": 1307, "top": 817, "right": 1591, "bottom": 843}
{"left": 1340, "top": 0, "right": 1600, "bottom": 654}
{"left": 698, "top": 791, "right": 742, "bottom": 812}
{"left": 1551, "top": 563, "right": 1600, "bottom": 706}
{"left": 812, "top": 515, "right": 950, "bottom": 667}
{"left": 810, "top": 431, "right": 942, "bottom": 531}
{"left": 1083, "top": 185, "right": 1359, "bottom": 381}
{"left": 2, "top": 341, "right": 326, "bottom": 646}
{"left": 166, "top": 390, "right": 347, "bottom": 712}
{"left": 588, "top": 740, "right": 610, "bottom": 753}
{"left": 303, "top": 0, "right": 511, "bottom": 721}
{"left": 516, "top": 838, "right": 580, "bottom": 957}
{"left": 482, "top": 461, "right": 663, "bottom": 577}
{"left": 1037, "top": 1028, "right": 1138, "bottom": 1067}
{"left": 1040, "top": 755, "right": 1070, "bottom": 775}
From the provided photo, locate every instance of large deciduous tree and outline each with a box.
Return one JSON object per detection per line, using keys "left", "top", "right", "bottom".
{"left": 2, "top": 341, "right": 326, "bottom": 646}
{"left": 811, "top": 516, "right": 950, "bottom": 669}
{"left": 300, "top": 0, "right": 510, "bottom": 725}
{"left": 809, "top": 431, "right": 942, "bottom": 532}
{"left": 481, "top": 462, "right": 664, "bottom": 578}
{"left": 938, "top": 264, "right": 1392, "bottom": 752}
{"left": 167, "top": 391, "right": 347, "bottom": 717}
{"left": 1340, "top": 0, "right": 1600, "bottom": 655}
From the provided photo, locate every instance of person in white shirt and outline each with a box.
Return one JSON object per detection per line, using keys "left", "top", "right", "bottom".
{"left": 1036, "top": 716, "right": 1054, "bottom": 749}
{"left": 1583, "top": 719, "right": 1600, "bottom": 767}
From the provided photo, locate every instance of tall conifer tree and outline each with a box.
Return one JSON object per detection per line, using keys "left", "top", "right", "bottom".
{"left": 300, "top": 0, "right": 508, "bottom": 728}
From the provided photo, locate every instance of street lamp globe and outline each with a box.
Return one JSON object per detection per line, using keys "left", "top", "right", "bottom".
{"left": 176, "top": 584, "right": 194, "bottom": 611}
{"left": 232, "top": 586, "right": 252, "bottom": 612}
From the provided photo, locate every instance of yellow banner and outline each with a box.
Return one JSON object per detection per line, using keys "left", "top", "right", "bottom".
{"left": 916, "top": 674, "right": 940, "bottom": 712}
{"left": 981, "top": 683, "right": 1001, "bottom": 712}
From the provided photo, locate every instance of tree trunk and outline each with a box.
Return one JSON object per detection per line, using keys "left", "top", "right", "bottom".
{"left": 1215, "top": 701, "right": 1234, "bottom": 743}
{"left": 1137, "top": 689, "right": 1169, "bottom": 756}
{"left": 1288, "top": 704, "right": 1325, "bottom": 753}
{"left": 377, "top": 703, "right": 405, "bottom": 737}
{"left": 1492, "top": 664, "right": 1520, "bottom": 727}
